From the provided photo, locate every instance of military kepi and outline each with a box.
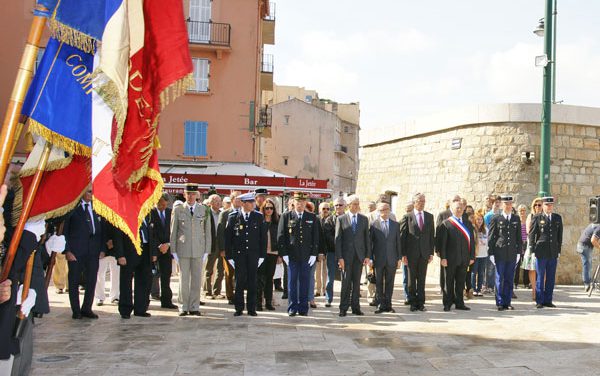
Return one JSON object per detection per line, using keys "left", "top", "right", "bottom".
{"left": 255, "top": 188, "right": 268, "bottom": 196}
{"left": 542, "top": 196, "right": 554, "bottom": 204}
{"left": 239, "top": 192, "right": 256, "bottom": 202}
{"left": 500, "top": 195, "right": 513, "bottom": 202}
{"left": 293, "top": 191, "right": 308, "bottom": 200}
{"left": 185, "top": 183, "right": 199, "bottom": 192}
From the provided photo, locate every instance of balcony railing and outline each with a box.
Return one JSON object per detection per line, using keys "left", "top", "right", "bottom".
{"left": 259, "top": 106, "right": 272, "bottom": 128}
{"left": 264, "top": 2, "right": 276, "bottom": 21}
{"left": 261, "top": 53, "right": 274, "bottom": 73}
{"left": 187, "top": 20, "right": 231, "bottom": 47}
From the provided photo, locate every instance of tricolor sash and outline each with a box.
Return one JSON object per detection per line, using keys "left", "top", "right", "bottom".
{"left": 448, "top": 217, "right": 471, "bottom": 249}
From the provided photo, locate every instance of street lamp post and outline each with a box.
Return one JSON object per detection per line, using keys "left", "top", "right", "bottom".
{"left": 535, "top": 0, "right": 556, "bottom": 197}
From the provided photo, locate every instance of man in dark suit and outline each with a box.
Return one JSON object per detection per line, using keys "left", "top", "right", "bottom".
{"left": 204, "top": 194, "right": 224, "bottom": 299}
{"left": 322, "top": 197, "right": 345, "bottom": 307}
{"left": 225, "top": 193, "right": 267, "bottom": 316}
{"left": 115, "top": 216, "right": 155, "bottom": 318}
{"left": 277, "top": 192, "right": 320, "bottom": 316}
{"left": 63, "top": 188, "right": 104, "bottom": 319}
{"left": 528, "top": 196, "right": 563, "bottom": 308}
{"left": 370, "top": 202, "right": 401, "bottom": 313}
{"left": 149, "top": 194, "right": 177, "bottom": 309}
{"left": 218, "top": 191, "right": 241, "bottom": 305}
{"left": 436, "top": 195, "right": 475, "bottom": 312}
{"left": 488, "top": 195, "right": 522, "bottom": 311}
{"left": 335, "top": 195, "right": 372, "bottom": 316}
{"left": 400, "top": 193, "right": 435, "bottom": 312}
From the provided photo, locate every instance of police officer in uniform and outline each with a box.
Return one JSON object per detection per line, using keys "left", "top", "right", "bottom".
{"left": 528, "top": 196, "right": 563, "bottom": 308}
{"left": 225, "top": 193, "right": 267, "bottom": 316}
{"left": 277, "top": 192, "right": 320, "bottom": 316}
{"left": 488, "top": 195, "right": 522, "bottom": 311}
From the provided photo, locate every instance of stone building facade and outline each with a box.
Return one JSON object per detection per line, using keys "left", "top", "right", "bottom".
{"left": 357, "top": 103, "right": 600, "bottom": 284}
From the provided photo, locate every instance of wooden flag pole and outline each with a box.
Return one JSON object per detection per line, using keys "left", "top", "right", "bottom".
{"left": 0, "top": 142, "right": 51, "bottom": 282}
{"left": 17, "top": 251, "right": 36, "bottom": 320}
{"left": 0, "top": 5, "right": 48, "bottom": 182}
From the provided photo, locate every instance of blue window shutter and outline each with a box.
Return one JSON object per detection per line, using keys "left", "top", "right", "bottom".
{"left": 184, "top": 121, "right": 208, "bottom": 156}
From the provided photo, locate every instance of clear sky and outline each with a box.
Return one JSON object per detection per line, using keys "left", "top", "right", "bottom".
{"left": 268, "top": 1, "right": 600, "bottom": 130}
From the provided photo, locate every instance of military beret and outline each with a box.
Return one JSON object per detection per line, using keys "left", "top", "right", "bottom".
{"left": 185, "top": 183, "right": 199, "bottom": 193}
{"left": 255, "top": 188, "right": 268, "bottom": 196}
{"left": 293, "top": 192, "right": 309, "bottom": 200}
{"left": 239, "top": 192, "right": 256, "bottom": 202}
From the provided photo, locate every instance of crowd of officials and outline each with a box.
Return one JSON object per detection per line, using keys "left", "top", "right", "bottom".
{"left": 0, "top": 181, "right": 581, "bottom": 373}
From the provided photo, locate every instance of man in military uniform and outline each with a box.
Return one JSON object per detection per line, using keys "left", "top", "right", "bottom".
{"left": 254, "top": 188, "right": 268, "bottom": 211}
{"left": 277, "top": 192, "right": 320, "bottom": 316}
{"left": 225, "top": 193, "right": 267, "bottom": 316}
{"left": 170, "top": 183, "right": 212, "bottom": 316}
{"left": 488, "top": 195, "right": 522, "bottom": 311}
{"left": 528, "top": 196, "right": 563, "bottom": 308}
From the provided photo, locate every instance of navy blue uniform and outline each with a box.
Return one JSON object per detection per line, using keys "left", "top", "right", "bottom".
{"left": 528, "top": 212, "right": 563, "bottom": 306}
{"left": 488, "top": 213, "right": 522, "bottom": 308}
{"left": 225, "top": 210, "right": 267, "bottom": 314}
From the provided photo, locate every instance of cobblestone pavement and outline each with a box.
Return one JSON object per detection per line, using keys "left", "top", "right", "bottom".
{"left": 30, "top": 271, "right": 600, "bottom": 375}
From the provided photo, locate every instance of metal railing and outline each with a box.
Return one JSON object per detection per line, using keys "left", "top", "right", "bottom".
{"left": 261, "top": 53, "right": 274, "bottom": 73}
{"left": 264, "top": 2, "right": 276, "bottom": 21}
{"left": 187, "top": 20, "right": 231, "bottom": 47}
{"left": 259, "top": 106, "right": 272, "bottom": 128}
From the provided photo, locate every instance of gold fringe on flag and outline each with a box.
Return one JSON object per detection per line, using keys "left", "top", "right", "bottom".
{"left": 48, "top": 18, "right": 97, "bottom": 55}
{"left": 28, "top": 118, "right": 91, "bottom": 157}
{"left": 159, "top": 73, "right": 195, "bottom": 111}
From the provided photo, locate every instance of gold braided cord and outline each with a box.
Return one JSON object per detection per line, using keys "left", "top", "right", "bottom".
{"left": 28, "top": 119, "right": 91, "bottom": 157}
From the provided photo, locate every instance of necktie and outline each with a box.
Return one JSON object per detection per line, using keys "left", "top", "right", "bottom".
{"left": 160, "top": 211, "right": 165, "bottom": 225}
{"left": 383, "top": 220, "right": 388, "bottom": 237}
{"left": 190, "top": 206, "right": 194, "bottom": 217}
{"left": 84, "top": 203, "right": 95, "bottom": 234}
{"left": 458, "top": 217, "right": 463, "bottom": 224}
{"left": 352, "top": 215, "right": 357, "bottom": 233}
{"left": 418, "top": 212, "right": 424, "bottom": 230}
{"left": 245, "top": 213, "right": 249, "bottom": 221}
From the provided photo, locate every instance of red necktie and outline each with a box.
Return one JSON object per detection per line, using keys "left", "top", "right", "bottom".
{"left": 418, "top": 212, "right": 424, "bottom": 231}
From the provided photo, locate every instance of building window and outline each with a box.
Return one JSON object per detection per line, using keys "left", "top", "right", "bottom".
{"left": 284, "top": 115, "right": 290, "bottom": 125}
{"left": 344, "top": 126, "right": 349, "bottom": 133}
{"left": 190, "top": 58, "right": 210, "bottom": 92}
{"left": 184, "top": 121, "right": 208, "bottom": 156}
{"left": 305, "top": 95, "right": 312, "bottom": 103}
{"left": 283, "top": 157, "right": 288, "bottom": 166}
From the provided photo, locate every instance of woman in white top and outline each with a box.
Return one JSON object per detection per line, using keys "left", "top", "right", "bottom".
{"left": 471, "top": 209, "right": 488, "bottom": 297}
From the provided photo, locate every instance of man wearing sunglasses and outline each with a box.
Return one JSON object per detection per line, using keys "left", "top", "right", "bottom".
{"left": 322, "top": 198, "right": 346, "bottom": 307}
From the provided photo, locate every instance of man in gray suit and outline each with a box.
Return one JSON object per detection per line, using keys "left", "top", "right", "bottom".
{"left": 370, "top": 202, "right": 401, "bottom": 313}
{"left": 335, "top": 195, "right": 372, "bottom": 316}
{"left": 170, "top": 183, "right": 212, "bottom": 316}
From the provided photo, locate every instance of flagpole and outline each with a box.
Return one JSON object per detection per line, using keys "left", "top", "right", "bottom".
{"left": 0, "top": 4, "right": 48, "bottom": 182}
{"left": 0, "top": 143, "right": 51, "bottom": 282}
{"left": 17, "top": 252, "right": 36, "bottom": 320}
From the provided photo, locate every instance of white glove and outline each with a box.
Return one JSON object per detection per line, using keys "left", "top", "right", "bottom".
{"left": 24, "top": 218, "right": 46, "bottom": 242}
{"left": 282, "top": 256, "right": 289, "bottom": 265}
{"left": 172, "top": 253, "right": 179, "bottom": 264}
{"left": 228, "top": 259, "right": 235, "bottom": 269}
{"left": 308, "top": 255, "right": 316, "bottom": 267}
{"left": 557, "top": 253, "right": 561, "bottom": 259}
{"left": 202, "top": 253, "right": 208, "bottom": 263}
{"left": 46, "top": 235, "right": 66, "bottom": 253}
{"left": 489, "top": 255, "right": 495, "bottom": 265}
{"left": 16, "top": 286, "right": 36, "bottom": 317}
{"left": 258, "top": 258, "right": 264, "bottom": 268}
{"left": 516, "top": 254, "right": 521, "bottom": 264}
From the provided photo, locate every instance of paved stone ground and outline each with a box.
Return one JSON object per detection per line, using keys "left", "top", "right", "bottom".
{"left": 30, "top": 270, "right": 600, "bottom": 376}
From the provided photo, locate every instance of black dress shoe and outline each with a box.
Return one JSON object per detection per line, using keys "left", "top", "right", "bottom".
{"left": 121, "top": 314, "right": 131, "bottom": 319}
{"left": 543, "top": 303, "right": 556, "bottom": 308}
{"left": 199, "top": 301, "right": 206, "bottom": 306}
{"left": 325, "top": 302, "right": 332, "bottom": 308}
{"left": 374, "top": 309, "right": 385, "bottom": 314}
{"left": 288, "top": 311, "right": 297, "bottom": 317}
{"left": 189, "top": 311, "right": 202, "bottom": 316}
{"left": 72, "top": 313, "right": 82, "bottom": 319}
{"left": 388, "top": 308, "right": 396, "bottom": 313}
{"left": 248, "top": 311, "right": 258, "bottom": 317}
{"left": 536, "top": 304, "right": 544, "bottom": 309}
{"left": 338, "top": 310, "right": 347, "bottom": 317}
{"left": 161, "top": 303, "right": 178, "bottom": 309}
{"left": 81, "top": 311, "right": 99, "bottom": 319}
{"left": 455, "top": 305, "right": 470, "bottom": 311}
{"left": 443, "top": 306, "right": 451, "bottom": 312}
{"left": 352, "top": 310, "right": 364, "bottom": 316}
{"left": 134, "top": 312, "right": 151, "bottom": 317}
{"left": 281, "top": 294, "right": 288, "bottom": 300}
{"left": 310, "top": 302, "right": 317, "bottom": 309}
{"left": 298, "top": 312, "right": 307, "bottom": 316}
{"left": 418, "top": 306, "right": 426, "bottom": 312}
{"left": 506, "top": 305, "right": 514, "bottom": 310}
{"left": 265, "top": 304, "right": 276, "bottom": 311}
{"left": 233, "top": 311, "right": 243, "bottom": 317}
{"left": 369, "top": 301, "right": 378, "bottom": 307}
{"left": 179, "top": 311, "right": 189, "bottom": 316}
{"left": 410, "top": 306, "right": 418, "bottom": 312}
{"left": 498, "top": 306, "right": 505, "bottom": 311}
{"left": 404, "top": 300, "right": 411, "bottom": 305}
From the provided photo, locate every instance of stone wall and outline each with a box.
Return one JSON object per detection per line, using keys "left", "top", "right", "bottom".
{"left": 357, "top": 121, "right": 600, "bottom": 284}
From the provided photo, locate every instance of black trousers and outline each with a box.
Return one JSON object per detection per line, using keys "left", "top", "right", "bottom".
{"left": 67, "top": 253, "right": 99, "bottom": 315}
{"left": 257, "top": 254, "right": 278, "bottom": 306}
{"left": 442, "top": 263, "right": 467, "bottom": 308}
{"left": 339, "top": 254, "right": 363, "bottom": 312}
{"left": 204, "top": 252, "right": 225, "bottom": 295}
{"left": 150, "top": 252, "right": 173, "bottom": 306}
{"left": 119, "top": 253, "right": 152, "bottom": 316}
{"left": 408, "top": 255, "right": 428, "bottom": 307}
{"left": 234, "top": 254, "right": 259, "bottom": 312}
{"left": 375, "top": 264, "right": 396, "bottom": 310}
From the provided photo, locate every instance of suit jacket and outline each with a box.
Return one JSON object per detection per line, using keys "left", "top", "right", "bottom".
{"left": 528, "top": 212, "right": 563, "bottom": 259}
{"left": 488, "top": 213, "right": 522, "bottom": 261}
{"left": 400, "top": 211, "right": 435, "bottom": 260}
{"left": 335, "top": 212, "right": 372, "bottom": 262}
{"left": 435, "top": 209, "right": 452, "bottom": 254}
{"left": 277, "top": 210, "right": 320, "bottom": 262}
{"left": 208, "top": 208, "right": 220, "bottom": 254}
{"left": 322, "top": 214, "right": 337, "bottom": 253}
{"left": 63, "top": 201, "right": 104, "bottom": 258}
{"left": 217, "top": 208, "right": 234, "bottom": 251}
{"left": 170, "top": 203, "right": 212, "bottom": 258}
{"left": 149, "top": 207, "right": 172, "bottom": 257}
{"left": 224, "top": 210, "right": 267, "bottom": 261}
{"left": 436, "top": 217, "right": 475, "bottom": 266}
{"left": 114, "top": 223, "right": 151, "bottom": 267}
{"left": 369, "top": 218, "right": 401, "bottom": 268}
